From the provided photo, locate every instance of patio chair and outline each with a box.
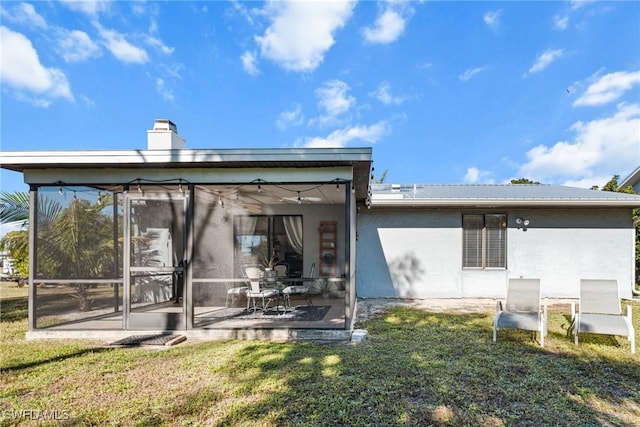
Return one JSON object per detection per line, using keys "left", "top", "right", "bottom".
{"left": 281, "top": 262, "right": 315, "bottom": 310}
{"left": 571, "top": 279, "right": 635, "bottom": 354}
{"left": 274, "top": 263, "right": 288, "bottom": 278}
{"left": 493, "top": 278, "right": 547, "bottom": 347}
{"left": 245, "top": 266, "right": 278, "bottom": 313}
{"left": 223, "top": 265, "right": 248, "bottom": 308}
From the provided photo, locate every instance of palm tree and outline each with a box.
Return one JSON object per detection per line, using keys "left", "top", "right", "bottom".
{"left": 1, "top": 192, "right": 63, "bottom": 279}
{"left": 2, "top": 191, "right": 118, "bottom": 311}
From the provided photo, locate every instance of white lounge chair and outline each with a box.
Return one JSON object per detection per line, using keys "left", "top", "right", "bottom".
{"left": 571, "top": 279, "right": 635, "bottom": 354}
{"left": 493, "top": 278, "right": 547, "bottom": 347}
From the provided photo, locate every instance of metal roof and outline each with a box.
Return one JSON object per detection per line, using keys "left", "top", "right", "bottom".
{"left": 370, "top": 183, "right": 640, "bottom": 207}
{"left": 621, "top": 166, "right": 640, "bottom": 189}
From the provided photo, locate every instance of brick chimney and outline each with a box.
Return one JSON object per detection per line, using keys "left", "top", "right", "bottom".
{"left": 147, "top": 119, "right": 185, "bottom": 149}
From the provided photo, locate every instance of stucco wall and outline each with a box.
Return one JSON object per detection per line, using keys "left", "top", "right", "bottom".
{"left": 356, "top": 207, "right": 636, "bottom": 299}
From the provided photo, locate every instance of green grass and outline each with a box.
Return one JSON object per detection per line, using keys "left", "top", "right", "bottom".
{"left": 1, "top": 281, "right": 638, "bottom": 426}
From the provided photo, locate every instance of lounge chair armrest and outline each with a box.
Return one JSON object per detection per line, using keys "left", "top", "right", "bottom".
{"left": 627, "top": 303, "right": 633, "bottom": 321}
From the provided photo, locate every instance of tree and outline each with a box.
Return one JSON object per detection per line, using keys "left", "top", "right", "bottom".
{"left": 0, "top": 231, "right": 28, "bottom": 278}
{"left": 1, "top": 192, "right": 63, "bottom": 281}
{"left": 510, "top": 178, "right": 540, "bottom": 184}
{"left": 599, "top": 175, "right": 639, "bottom": 287}
{"left": 372, "top": 169, "right": 388, "bottom": 184}
{"left": 1, "top": 191, "right": 118, "bottom": 311}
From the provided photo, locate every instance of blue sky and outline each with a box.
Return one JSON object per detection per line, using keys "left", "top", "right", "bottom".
{"left": 1, "top": 0, "right": 639, "bottom": 197}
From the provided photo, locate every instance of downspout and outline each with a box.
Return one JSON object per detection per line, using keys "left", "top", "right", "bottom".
{"left": 634, "top": 217, "right": 640, "bottom": 297}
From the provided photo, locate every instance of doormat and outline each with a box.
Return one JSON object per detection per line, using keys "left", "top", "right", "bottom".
{"left": 225, "top": 305, "right": 331, "bottom": 322}
{"left": 109, "top": 334, "right": 186, "bottom": 347}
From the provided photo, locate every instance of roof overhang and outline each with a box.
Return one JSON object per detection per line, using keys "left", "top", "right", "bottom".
{"left": 621, "top": 166, "right": 640, "bottom": 189}
{"left": 1, "top": 147, "right": 373, "bottom": 201}
{"left": 0, "top": 147, "right": 372, "bottom": 170}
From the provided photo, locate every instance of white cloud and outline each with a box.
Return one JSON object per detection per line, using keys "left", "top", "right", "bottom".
{"left": 363, "top": 8, "right": 406, "bottom": 44}
{"left": 459, "top": 66, "right": 488, "bottom": 82}
{"left": 573, "top": 70, "right": 640, "bottom": 107}
{"left": 255, "top": 0, "right": 354, "bottom": 72}
{"left": 241, "top": 51, "right": 260, "bottom": 76}
{"left": 571, "top": 0, "right": 595, "bottom": 11}
{"left": 1, "top": 2, "right": 47, "bottom": 29}
{"left": 156, "top": 78, "right": 174, "bottom": 102}
{"left": 483, "top": 10, "right": 502, "bottom": 31}
{"left": 276, "top": 104, "right": 304, "bottom": 130}
{"left": 57, "top": 29, "right": 101, "bottom": 62}
{"left": 230, "top": 0, "right": 256, "bottom": 26}
{"left": 59, "top": 0, "right": 110, "bottom": 17}
{"left": 518, "top": 103, "right": 640, "bottom": 188}
{"left": 314, "top": 79, "right": 355, "bottom": 125}
{"left": 144, "top": 35, "right": 174, "bottom": 55}
{"left": 553, "top": 14, "right": 569, "bottom": 30}
{"left": 369, "top": 82, "right": 405, "bottom": 105}
{"left": 302, "top": 121, "right": 389, "bottom": 148}
{"left": 95, "top": 23, "right": 149, "bottom": 64}
{"left": 526, "top": 48, "right": 564, "bottom": 75}
{"left": 464, "top": 167, "right": 494, "bottom": 184}
{"left": 0, "top": 26, "right": 74, "bottom": 106}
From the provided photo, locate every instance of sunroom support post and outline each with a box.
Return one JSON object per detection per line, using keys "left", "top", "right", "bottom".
{"left": 344, "top": 181, "right": 354, "bottom": 329}
{"left": 185, "top": 184, "right": 194, "bottom": 329}
{"left": 112, "top": 192, "right": 119, "bottom": 312}
{"left": 28, "top": 186, "right": 37, "bottom": 331}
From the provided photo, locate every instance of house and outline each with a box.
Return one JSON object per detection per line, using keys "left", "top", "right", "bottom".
{"left": 1, "top": 119, "right": 639, "bottom": 340}
{"left": 621, "top": 166, "right": 640, "bottom": 193}
{"left": 359, "top": 183, "right": 640, "bottom": 300}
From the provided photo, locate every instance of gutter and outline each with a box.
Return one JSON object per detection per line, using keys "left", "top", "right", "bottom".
{"left": 370, "top": 199, "right": 640, "bottom": 208}
{"left": 635, "top": 217, "right": 640, "bottom": 297}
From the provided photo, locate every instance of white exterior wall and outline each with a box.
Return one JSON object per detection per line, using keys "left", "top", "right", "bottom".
{"left": 356, "top": 207, "right": 636, "bottom": 299}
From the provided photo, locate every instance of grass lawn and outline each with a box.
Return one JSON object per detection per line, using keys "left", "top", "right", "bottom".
{"left": 1, "top": 281, "right": 638, "bottom": 426}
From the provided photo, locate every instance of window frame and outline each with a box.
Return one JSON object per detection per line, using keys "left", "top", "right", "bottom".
{"left": 233, "top": 214, "right": 303, "bottom": 277}
{"left": 462, "top": 213, "right": 507, "bottom": 269}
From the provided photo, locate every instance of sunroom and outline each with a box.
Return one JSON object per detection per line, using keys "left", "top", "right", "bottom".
{"left": 1, "top": 121, "right": 372, "bottom": 340}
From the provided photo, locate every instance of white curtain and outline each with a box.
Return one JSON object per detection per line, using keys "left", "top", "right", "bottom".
{"left": 283, "top": 216, "right": 303, "bottom": 255}
{"left": 236, "top": 215, "right": 257, "bottom": 236}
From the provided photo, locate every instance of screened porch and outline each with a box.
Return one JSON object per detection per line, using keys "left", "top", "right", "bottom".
{"left": 28, "top": 180, "right": 353, "bottom": 332}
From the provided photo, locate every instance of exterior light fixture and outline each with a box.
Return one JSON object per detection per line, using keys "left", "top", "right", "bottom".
{"left": 297, "top": 192, "right": 302, "bottom": 204}
{"left": 516, "top": 217, "right": 530, "bottom": 230}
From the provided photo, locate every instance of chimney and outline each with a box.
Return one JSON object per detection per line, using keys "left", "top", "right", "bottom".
{"left": 147, "top": 119, "right": 185, "bottom": 150}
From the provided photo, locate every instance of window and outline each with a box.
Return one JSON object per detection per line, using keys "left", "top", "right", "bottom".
{"left": 463, "top": 214, "right": 506, "bottom": 269}
{"left": 234, "top": 215, "right": 303, "bottom": 277}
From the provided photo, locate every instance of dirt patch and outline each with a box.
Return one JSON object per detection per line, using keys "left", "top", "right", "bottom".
{"left": 355, "top": 298, "right": 496, "bottom": 324}
{"left": 354, "top": 297, "right": 580, "bottom": 324}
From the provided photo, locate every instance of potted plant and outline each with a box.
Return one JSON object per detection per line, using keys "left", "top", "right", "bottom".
{"left": 261, "top": 254, "right": 277, "bottom": 278}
